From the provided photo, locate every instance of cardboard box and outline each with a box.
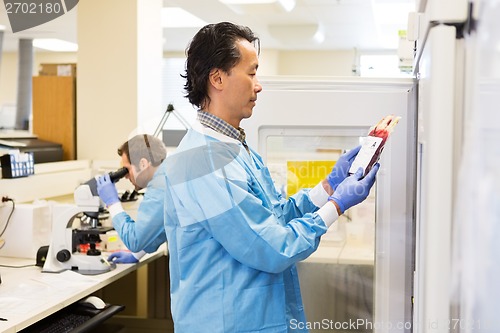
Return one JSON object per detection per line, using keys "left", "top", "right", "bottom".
{"left": 39, "top": 63, "right": 77, "bottom": 77}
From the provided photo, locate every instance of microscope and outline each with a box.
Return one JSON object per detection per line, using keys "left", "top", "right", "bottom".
{"left": 42, "top": 168, "right": 128, "bottom": 275}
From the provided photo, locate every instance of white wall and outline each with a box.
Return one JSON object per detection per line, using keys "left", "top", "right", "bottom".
{"left": 278, "top": 50, "right": 356, "bottom": 76}
{"left": 0, "top": 51, "right": 77, "bottom": 106}
{"left": 0, "top": 52, "right": 17, "bottom": 107}
{"left": 0, "top": 48, "right": 357, "bottom": 154}
{"left": 0, "top": 49, "right": 356, "bottom": 107}
{"left": 76, "top": 0, "right": 163, "bottom": 161}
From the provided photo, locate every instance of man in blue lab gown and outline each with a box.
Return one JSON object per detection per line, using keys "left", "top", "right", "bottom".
{"left": 97, "top": 134, "right": 167, "bottom": 262}
{"left": 163, "top": 22, "right": 379, "bottom": 332}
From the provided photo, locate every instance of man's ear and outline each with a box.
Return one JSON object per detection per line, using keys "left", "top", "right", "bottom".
{"left": 209, "top": 68, "right": 223, "bottom": 90}
{"left": 139, "top": 158, "right": 150, "bottom": 171}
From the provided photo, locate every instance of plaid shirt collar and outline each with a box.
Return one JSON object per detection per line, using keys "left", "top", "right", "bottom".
{"left": 197, "top": 110, "right": 248, "bottom": 148}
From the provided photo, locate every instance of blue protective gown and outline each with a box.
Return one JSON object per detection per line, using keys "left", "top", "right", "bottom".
{"left": 164, "top": 122, "right": 331, "bottom": 333}
{"left": 111, "top": 160, "right": 167, "bottom": 253}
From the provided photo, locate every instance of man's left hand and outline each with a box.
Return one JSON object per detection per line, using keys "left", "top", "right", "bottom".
{"left": 96, "top": 174, "right": 119, "bottom": 206}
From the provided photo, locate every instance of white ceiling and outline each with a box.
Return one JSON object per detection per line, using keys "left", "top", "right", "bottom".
{"left": 0, "top": 0, "right": 415, "bottom": 53}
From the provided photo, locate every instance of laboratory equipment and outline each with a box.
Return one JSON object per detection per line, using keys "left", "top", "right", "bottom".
{"left": 0, "top": 202, "right": 51, "bottom": 259}
{"left": 154, "top": 103, "right": 190, "bottom": 147}
{"left": 42, "top": 168, "right": 128, "bottom": 275}
{"left": 41, "top": 187, "right": 112, "bottom": 274}
{"left": 0, "top": 137, "right": 63, "bottom": 163}
{"left": 0, "top": 150, "right": 34, "bottom": 178}
{"left": 413, "top": 0, "right": 500, "bottom": 331}
{"left": 244, "top": 76, "right": 415, "bottom": 332}
{"left": 86, "top": 167, "right": 129, "bottom": 206}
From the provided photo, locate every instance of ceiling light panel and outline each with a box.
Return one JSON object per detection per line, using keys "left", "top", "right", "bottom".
{"left": 33, "top": 38, "right": 78, "bottom": 52}
{"left": 219, "top": 0, "right": 296, "bottom": 14}
{"left": 268, "top": 23, "right": 324, "bottom": 44}
{"left": 162, "top": 7, "right": 207, "bottom": 28}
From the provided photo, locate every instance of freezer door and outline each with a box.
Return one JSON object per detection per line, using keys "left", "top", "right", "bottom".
{"left": 414, "top": 24, "right": 463, "bottom": 333}
{"left": 451, "top": 0, "right": 500, "bottom": 331}
{"left": 418, "top": 0, "right": 468, "bottom": 22}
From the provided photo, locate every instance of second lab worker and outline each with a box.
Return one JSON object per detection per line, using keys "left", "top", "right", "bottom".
{"left": 97, "top": 134, "right": 167, "bottom": 262}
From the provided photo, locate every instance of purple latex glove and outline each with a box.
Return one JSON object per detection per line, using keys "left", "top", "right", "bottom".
{"left": 327, "top": 145, "right": 361, "bottom": 191}
{"left": 108, "top": 251, "right": 138, "bottom": 264}
{"left": 329, "top": 163, "right": 379, "bottom": 214}
{"left": 96, "top": 173, "right": 119, "bottom": 206}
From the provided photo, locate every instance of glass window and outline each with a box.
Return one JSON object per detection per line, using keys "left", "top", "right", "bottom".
{"left": 360, "top": 54, "right": 412, "bottom": 78}
{"left": 161, "top": 58, "right": 197, "bottom": 129}
{"left": 263, "top": 129, "right": 377, "bottom": 332}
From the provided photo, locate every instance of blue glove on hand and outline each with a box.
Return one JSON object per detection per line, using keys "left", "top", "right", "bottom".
{"left": 96, "top": 173, "right": 119, "bottom": 206}
{"left": 108, "top": 251, "right": 138, "bottom": 264}
{"left": 327, "top": 145, "right": 361, "bottom": 191}
{"left": 329, "top": 163, "right": 379, "bottom": 214}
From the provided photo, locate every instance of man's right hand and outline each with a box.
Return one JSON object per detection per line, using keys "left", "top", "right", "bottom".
{"left": 108, "top": 251, "right": 138, "bottom": 264}
{"left": 329, "top": 163, "right": 379, "bottom": 214}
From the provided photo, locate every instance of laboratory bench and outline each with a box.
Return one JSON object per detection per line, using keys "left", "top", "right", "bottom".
{"left": 0, "top": 160, "right": 173, "bottom": 332}
{"left": 0, "top": 160, "right": 375, "bottom": 333}
{"left": 0, "top": 245, "right": 169, "bottom": 333}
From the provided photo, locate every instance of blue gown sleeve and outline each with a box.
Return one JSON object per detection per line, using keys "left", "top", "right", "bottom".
{"left": 112, "top": 185, "right": 166, "bottom": 253}
{"left": 280, "top": 189, "right": 319, "bottom": 223}
{"left": 249, "top": 150, "right": 319, "bottom": 222}
{"left": 166, "top": 143, "right": 328, "bottom": 274}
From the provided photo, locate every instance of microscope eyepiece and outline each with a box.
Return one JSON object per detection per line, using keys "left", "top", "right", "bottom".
{"left": 83, "top": 167, "right": 129, "bottom": 198}
{"left": 109, "top": 167, "right": 128, "bottom": 183}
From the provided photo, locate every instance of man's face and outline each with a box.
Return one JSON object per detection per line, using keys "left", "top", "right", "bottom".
{"left": 120, "top": 153, "right": 140, "bottom": 190}
{"left": 220, "top": 39, "right": 262, "bottom": 127}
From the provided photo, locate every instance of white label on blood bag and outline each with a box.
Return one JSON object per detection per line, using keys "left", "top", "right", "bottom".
{"left": 349, "top": 136, "right": 383, "bottom": 175}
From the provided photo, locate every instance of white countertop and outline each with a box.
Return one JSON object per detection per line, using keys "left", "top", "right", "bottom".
{"left": 0, "top": 245, "right": 166, "bottom": 333}
{"left": 304, "top": 241, "right": 374, "bottom": 265}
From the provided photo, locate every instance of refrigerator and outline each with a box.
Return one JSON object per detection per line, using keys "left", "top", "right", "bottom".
{"left": 414, "top": 0, "right": 500, "bottom": 332}
{"left": 243, "top": 76, "right": 416, "bottom": 332}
